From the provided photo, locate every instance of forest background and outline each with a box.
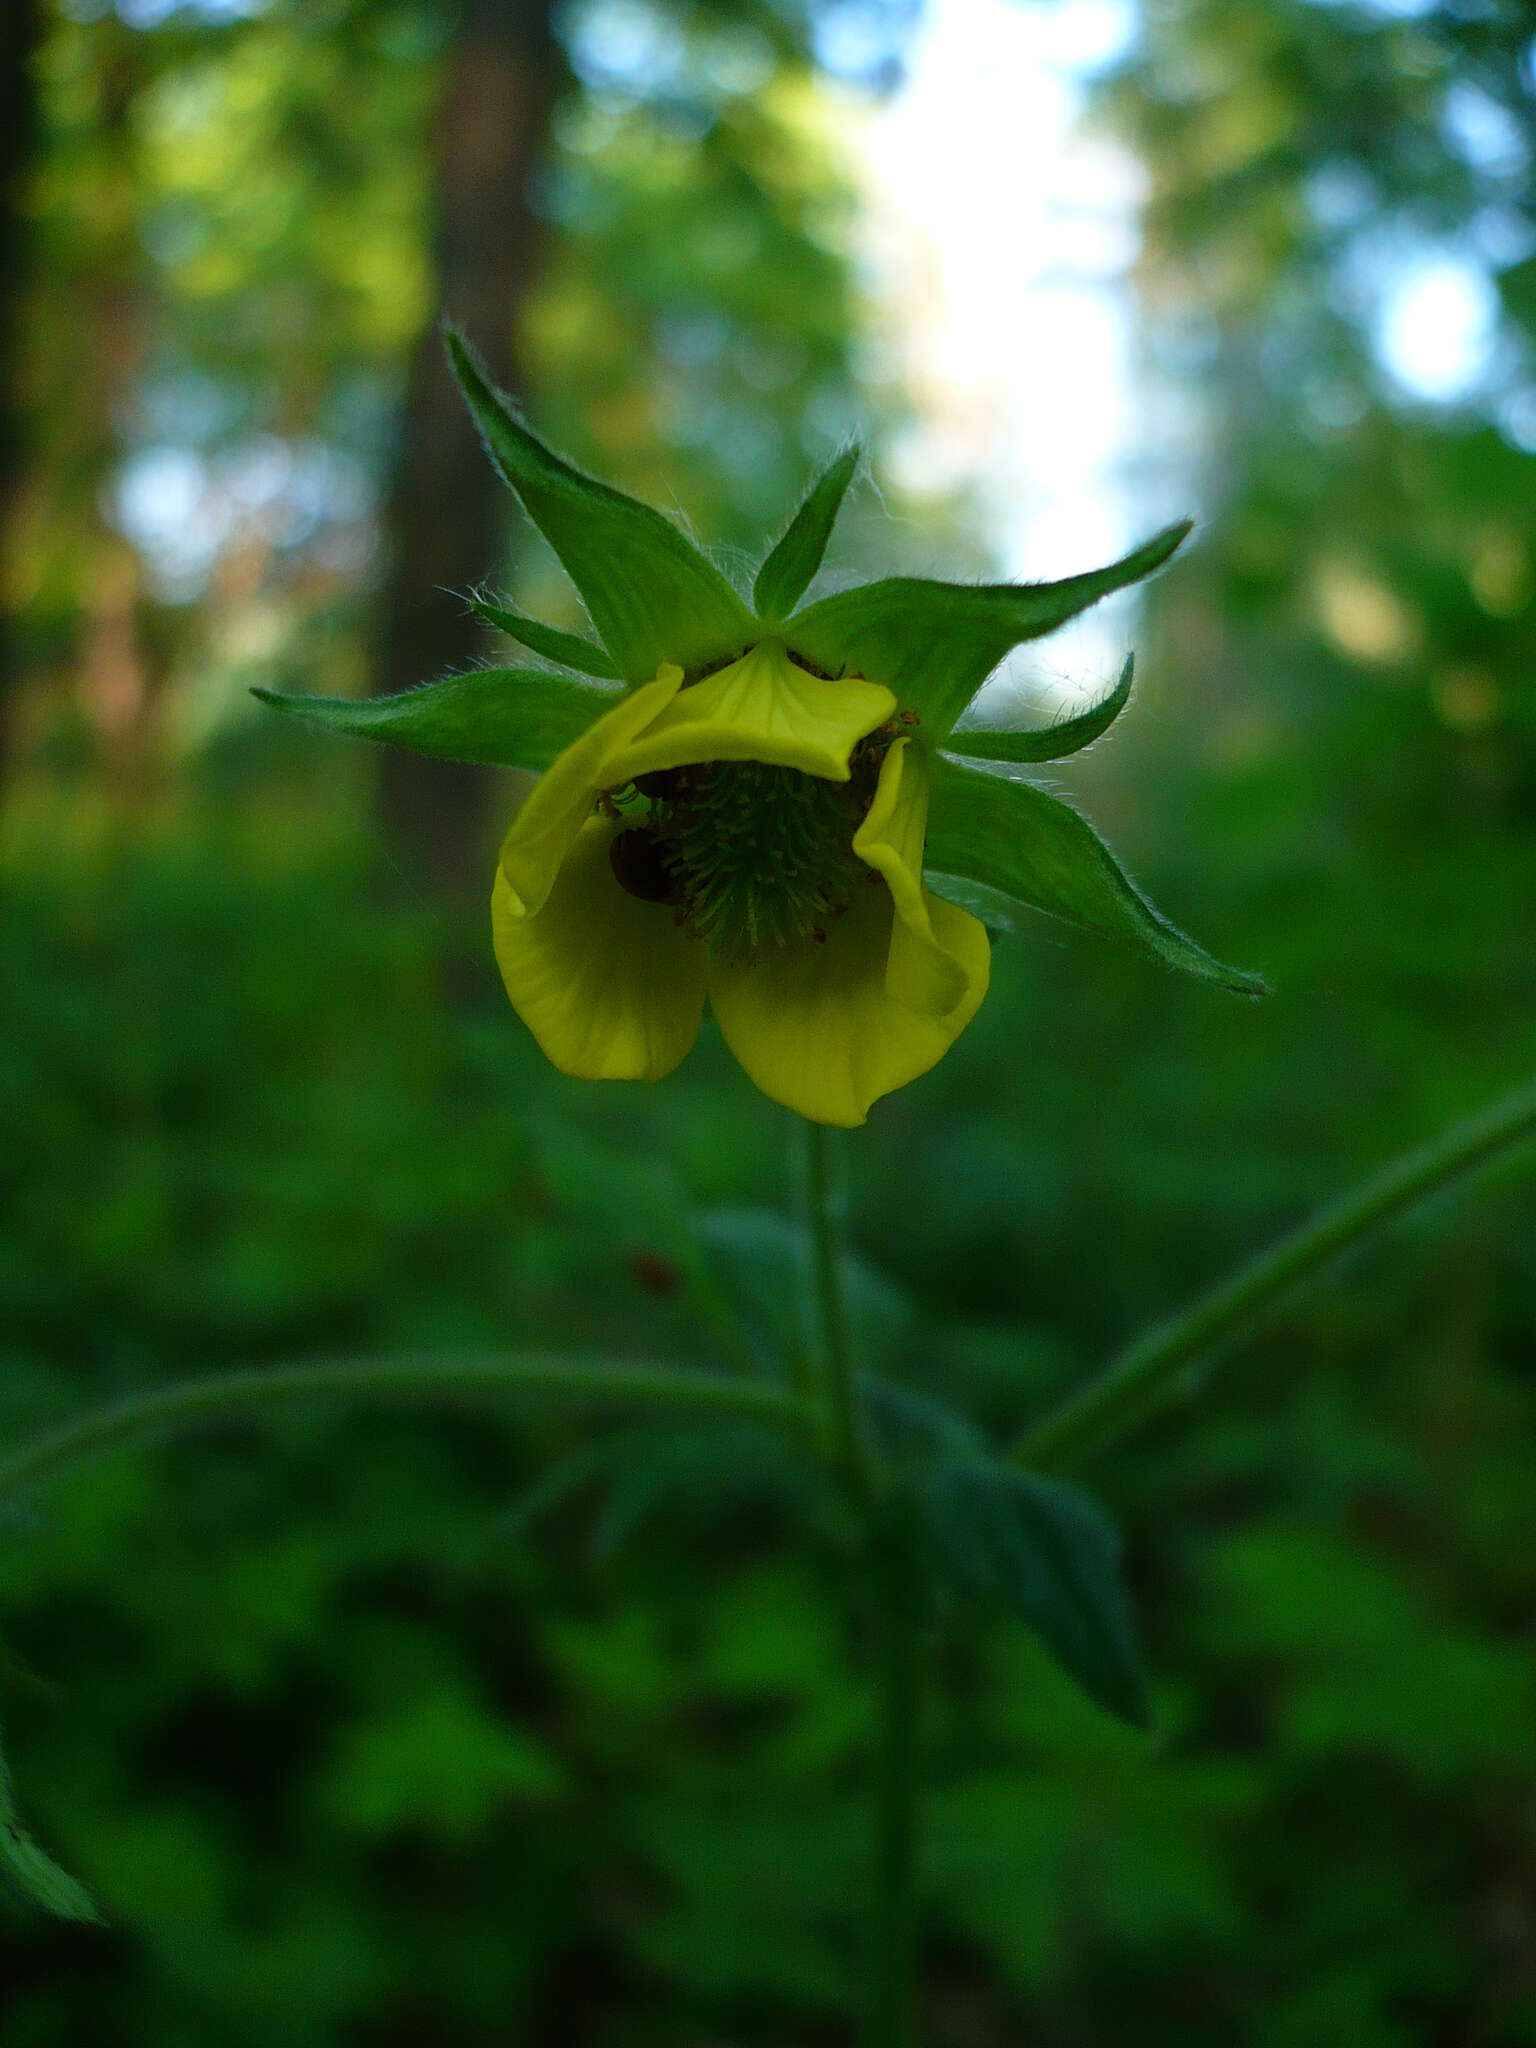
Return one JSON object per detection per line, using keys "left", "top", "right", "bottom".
{"left": 2, "top": 0, "right": 1534, "bottom": 2041}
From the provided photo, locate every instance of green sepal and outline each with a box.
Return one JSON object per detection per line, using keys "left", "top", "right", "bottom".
{"left": 752, "top": 441, "right": 862, "bottom": 624}
{"left": 467, "top": 594, "right": 620, "bottom": 679}
{"left": 919, "top": 1461, "right": 1150, "bottom": 1727}
{"left": 785, "top": 521, "right": 1192, "bottom": 738}
{"left": 925, "top": 755, "right": 1266, "bottom": 996}
{"left": 444, "top": 328, "right": 755, "bottom": 681}
{"left": 946, "top": 652, "right": 1134, "bottom": 765}
{"left": 1, "top": 1729, "right": 101, "bottom": 1923}
{"left": 254, "top": 667, "right": 619, "bottom": 773}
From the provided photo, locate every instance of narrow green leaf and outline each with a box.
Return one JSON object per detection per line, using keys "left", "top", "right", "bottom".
{"left": 786, "top": 522, "right": 1192, "bottom": 736}
{"left": 254, "top": 667, "right": 618, "bottom": 773}
{"left": 467, "top": 594, "right": 620, "bottom": 679}
{"left": 444, "top": 328, "right": 755, "bottom": 680}
{"left": 1, "top": 1730, "right": 101, "bottom": 1923}
{"left": 753, "top": 442, "right": 862, "bottom": 623}
{"left": 921, "top": 1462, "right": 1150, "bottom": 1726}
{"left": 947, "top": 653, "right": 1134, "bottom": 765}
{"left": 925, "top": 755, "right": 1266, "bottom": 996}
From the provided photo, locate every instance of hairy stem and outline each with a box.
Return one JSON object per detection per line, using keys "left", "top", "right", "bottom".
{"left": 796, "top": 1118, "right": 919, "bottom": 2047}
{"left": 865, "top": 1506, "right": 922, "bottom": 2048}
{"left": 1013, "top": 1074, "right": 1536, "bottom": 1473}
{"left": 0, "top": 1354, "right": 807, "bottom": 1507}
{"left": 798, "top": 1119, "right": 871, "bottom": 1495}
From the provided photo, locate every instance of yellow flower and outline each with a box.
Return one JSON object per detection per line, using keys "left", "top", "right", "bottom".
{"left": 489, "top": 643, "right": 990, "bottom": 1127}
{"left": 260, "top": 330, "right": 1262, "bottom": 1120}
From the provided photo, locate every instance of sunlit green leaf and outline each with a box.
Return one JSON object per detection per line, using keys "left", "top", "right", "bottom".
{"left": 753, "top": 442, "right": 862, "bottom": 623}
{"left": 467, "top": 594, "right": 620, "bottom": 678}
{"left": 921, "top": 1462, "right": 1150, "bottom": 1726}
{"left": 445, "top": 328, "right": 756, "bottom": 680}
{"left": 925, "top": 755, "right": 1266, "bottom": 995}
{"left": 946, "top": 653, "right": 1135, "bottom": 765}
{"left": 785, "top": 523, "right": 1191, "bottom": 735}
{"left": 254, "top": 667, "right": 617, "bottom": 772}
{"left": 1, "top": 1730, "right": 101, "bottom": 1924}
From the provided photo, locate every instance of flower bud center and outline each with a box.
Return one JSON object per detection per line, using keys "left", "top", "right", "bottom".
{"left": 605, "top": 740, "right": 889, "bottom": 956}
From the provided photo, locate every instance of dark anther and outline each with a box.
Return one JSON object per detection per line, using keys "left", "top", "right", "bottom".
{"left": 609, "top": 828, "right": 679, "bottom": 904}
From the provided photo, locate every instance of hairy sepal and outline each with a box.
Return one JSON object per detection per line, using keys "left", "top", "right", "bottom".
{"left": 786, "top": 522, "right": 1192, "bottom": 737}
{"left": 947, "top": 653, "right": 1134, "bottom": 765}
{"left": 468, "top": 594, "right": 620, "bottom": 679}
{"left": 925, "top": 755, "right": 1266, "bottom": 996}
{"left": 445, "top": 328, "right": 755, "bottom": 681}
{"left": 753, "top": 441, "right": 862, "bottom": 624}
{"left": 254, "top": 667, "right": 621, "bottom": 773}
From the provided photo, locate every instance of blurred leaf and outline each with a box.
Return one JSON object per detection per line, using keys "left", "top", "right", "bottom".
{"left": 445, "top": 328, "right": 756, "bottom": 680}
{"left": 921, "top": 1462, "right": 1150, "bottom": 1726}
{"left": 0, "top": 1726, "right": 100, "bottom": 1924}
{"left": 466, "top": 594, "right": 620, "bottom": 679}
{"left": 754, "top": 442, "right": 862, "bottom": 623}
{"left": 926, "top": 756, "right": 1267, "bottom": 995}
{"left": 947, "top": 653, "right": 1135, "bottom": 765}
{"left": 861, "top": 1374, "right": 988, "bottom": 1468}
{"left": 583, "top": 1422, "right": 821, "bottom": 1560}
{"left": 786, "top": 523, "right": 1191, "bottom": 733}
{"left": 325, "top": 1687, "right": 565, "bottom": 1841}
{"left": 254, "top": 667, "right": 615, "bottom": 770}
{"left": 699, "top": 1207, "right": 911, "bottom": 1374}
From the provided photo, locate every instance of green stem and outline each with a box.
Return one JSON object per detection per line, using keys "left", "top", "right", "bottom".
{"left": 0, "top": 1354, "right": 808, "bottom": 1507}
{"left": 795, "top": 1119, "right": 919, "bottom": 2045}
{"left": 865, "top": 1508, "right": 922, "bottom": 2048}
{"left": 1013, "top": 1074, "right": 1536, "bottom": 1473}
{"left": 798, "top": 1118, "right": 871, "bottom": 1495}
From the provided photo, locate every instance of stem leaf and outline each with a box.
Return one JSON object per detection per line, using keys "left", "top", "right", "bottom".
{"left": 920, "top": 1461, "right": 1150, "bottom": 1727}
{"left": 1012, "top": 1073, "right": 1536, "bottom": 1471}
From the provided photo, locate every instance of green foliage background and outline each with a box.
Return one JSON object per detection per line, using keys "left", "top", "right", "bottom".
{"left": 2, "top": 0, "right": 1534, "bottom": 2041}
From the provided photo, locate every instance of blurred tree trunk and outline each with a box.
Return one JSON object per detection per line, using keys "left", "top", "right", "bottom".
{"left": 0, "top": 0, "right": 40, "bottom": 774}
{"left": 376, "top": 0, "right": 563, "bottom": 896}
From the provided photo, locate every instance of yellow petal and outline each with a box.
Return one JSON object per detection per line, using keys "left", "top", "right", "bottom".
{"left": 852, "top": 738, "right": 968, "bottom": 1016}
{"left": 492, "top": 817, "right": 707, "bottom": 1083}
{"left": 498, "top": 666, "right": 684, "bottom": 918}
{"left": 706, "top": 883, "right": 989, "bottom": 1126}
{"left": 605, "top": 639, "right": 896, "bottom": 785}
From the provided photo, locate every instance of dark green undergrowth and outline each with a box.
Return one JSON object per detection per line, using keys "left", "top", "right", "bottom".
{"left": 2, "top": 709, "right": 1533, "bottom": 2046}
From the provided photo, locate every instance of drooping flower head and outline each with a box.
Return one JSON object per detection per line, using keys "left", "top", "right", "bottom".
{"left": 261, "top": 333, "right": 1261, "bottom": 1124}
